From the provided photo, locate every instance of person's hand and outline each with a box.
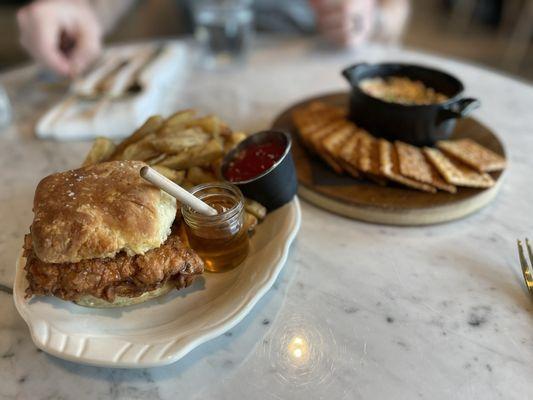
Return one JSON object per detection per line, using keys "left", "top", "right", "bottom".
{"left": 17, "top": 0, "right": 103, "bottom": 77}
{"left": 309, "top": 0, "right": 376, "bottom": 47}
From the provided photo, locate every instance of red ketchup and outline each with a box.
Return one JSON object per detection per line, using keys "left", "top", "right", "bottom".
{"left": 225, "top": 141, "right": 286, "bottom": 182}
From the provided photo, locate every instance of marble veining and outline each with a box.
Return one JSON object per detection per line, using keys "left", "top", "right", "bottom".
{"left": 1, "top": 37, "right": 533, "bottom": 399}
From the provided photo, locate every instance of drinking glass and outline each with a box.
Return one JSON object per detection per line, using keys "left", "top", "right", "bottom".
{"left": 192, "top": 0, "right": 254, "bottom": 69}
{"left": 0, "top": 83, "right": 12, "bottom": 130}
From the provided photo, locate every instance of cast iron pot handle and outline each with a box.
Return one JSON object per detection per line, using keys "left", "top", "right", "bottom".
{"left": 440, "top": 97, "right": 481, "bottom": 119}
{"left": 342, "top": 63, "right": 369, "bottom": 83}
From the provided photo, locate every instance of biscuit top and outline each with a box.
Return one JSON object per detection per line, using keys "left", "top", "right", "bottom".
{"left": 31, "top": 161, "right": 176, "bottom": 264}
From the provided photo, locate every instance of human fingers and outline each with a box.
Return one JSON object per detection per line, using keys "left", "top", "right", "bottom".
{"left": 17, "top": 5, "right": 71, "bottom": 76}
{"left": 63, "top": 0, "right": 102, "bottom": 76}
{"left": 68, "top": 23, "right": 102, "bottom": 76}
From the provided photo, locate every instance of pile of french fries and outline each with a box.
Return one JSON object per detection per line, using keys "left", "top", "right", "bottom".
{"left": 82, "top": 109, "right": 266, "bottom": 232}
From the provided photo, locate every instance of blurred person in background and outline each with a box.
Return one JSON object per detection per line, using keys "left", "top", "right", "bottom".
{"left": 17, "top": 0, "right": 410, "bottom": 77}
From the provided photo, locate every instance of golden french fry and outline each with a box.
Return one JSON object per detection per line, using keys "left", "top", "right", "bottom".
{"left": 224, "top": 131, "right": 247, "bottom": 152}
{"left": 146, "top": 153, "right": 167, "bottom": 165}
{"left": 173, "top": 170, "right": 186, "bottom": 184}
{"left": 244, "top": 212, "right": 258, "bottom": 235}
{"left": 230, "top": 131, "right": 247, "bottom": 145}
{"left": 209, "top": 159, "right": 223, "bottom": 179}
{"left": 151, "top": 129, "right": 210, "bottom": 153}
{"left": 82, "top": 137, "right": 116, "bottom": 166}
{"left": 152, "top": 165, "right": 186, "bottom": 184}
{"left": 244, "top": 198, "right": 267, "bottom": 221}
{"left": 186, "top": 166, "right": 216, "bottom": 185}
{"left": 180, "top": 179, "right": 194, "bottom": 190}
{"left": 158, "top": 152, "right": 190, "bottom": 169}
{"left": 110, "top": 115, "right": 164, "bottom": 160}
{"left": 185, "top": 115, "right": 231, "bottom": 136}
{"left": 159, "top": 139, "right": 224, "bottom": 169}
{"left": 157, "top": 123, "right": 204, "bottom": 138}
{"left": 164, "top": 109, "right": 197, "bottom": 129}
{"left": 118, "top": 133, "right": 159, "bottom": 161}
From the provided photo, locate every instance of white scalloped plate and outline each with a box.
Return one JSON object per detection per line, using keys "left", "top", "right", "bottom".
{"left": 13, "top": 197, "right": 301, "bottom": 368}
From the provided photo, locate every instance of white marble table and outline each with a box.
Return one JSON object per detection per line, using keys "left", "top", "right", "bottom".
{"left": 1, "top": 37, "right": 532, "bottom": 400}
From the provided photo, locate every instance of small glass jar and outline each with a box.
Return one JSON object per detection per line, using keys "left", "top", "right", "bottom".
{"left": 182, "top": 182, "right": 249, "bottom": 272}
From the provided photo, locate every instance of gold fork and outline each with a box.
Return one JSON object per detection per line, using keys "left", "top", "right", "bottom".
{"left": 517, "top": 239, "right": 533, "bottom": 295}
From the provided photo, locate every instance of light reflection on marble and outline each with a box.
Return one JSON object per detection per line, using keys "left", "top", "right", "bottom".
{"left": 269, "top": 315, "right": 334, "bottom": 384}
{"left": 1, "top": 37, "right": 533, "bottom": 399}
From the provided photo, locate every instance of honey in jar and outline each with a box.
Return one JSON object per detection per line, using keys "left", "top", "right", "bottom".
{"left": 182, "top": 183, "right": 249, "bottom": 272}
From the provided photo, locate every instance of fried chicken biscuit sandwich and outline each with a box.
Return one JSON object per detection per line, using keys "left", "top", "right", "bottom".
{"left": 23, "top": 160, "right": 204, "bottom": 307}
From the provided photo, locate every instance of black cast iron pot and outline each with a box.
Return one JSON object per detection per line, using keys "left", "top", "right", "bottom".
{"left": 221, "top": 130, "right": 297, "bottom": 211}
{"left": 342, "top": 62, "right": 480, "bottom": 146}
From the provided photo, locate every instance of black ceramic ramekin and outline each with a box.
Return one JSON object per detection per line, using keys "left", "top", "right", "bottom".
{"left": 221, "top": 130, "right": 297, "bottom": 211}
{"left": 342, "top": 62, "right": 480, "bottom": 146}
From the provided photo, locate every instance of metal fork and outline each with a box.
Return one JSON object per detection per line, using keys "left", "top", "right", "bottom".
{"left": 517, "top": 239, "right": 533, "bottom": 295}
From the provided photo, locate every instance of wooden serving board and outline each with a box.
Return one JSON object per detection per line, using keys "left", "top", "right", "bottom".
{"left": 271, "top": 92, "right": 506, "bottom": 226}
